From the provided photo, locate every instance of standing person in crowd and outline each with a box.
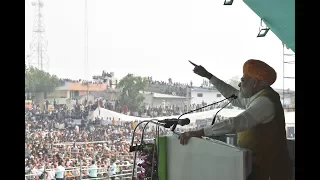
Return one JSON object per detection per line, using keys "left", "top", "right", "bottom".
{"left": 55, "top": 161, "right": 65, "bottom": 180}
{"left": 46, "top": 164, "right": 55, "bottom": 180}
{"left": 179, "top": 59, "right": 292, "bottom": 180}
{"left": 87, "top": 160, "right": 98, "bottom": 179}
{"left": 109, "top": 159, "right": 117, "bottom": 180}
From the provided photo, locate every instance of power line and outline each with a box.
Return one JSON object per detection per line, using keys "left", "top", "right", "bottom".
{"left": 84, "top": 0, "right": 89, "bottom": 101}
{"left": 84, "top": 0, "right": 89, "bottom": 81}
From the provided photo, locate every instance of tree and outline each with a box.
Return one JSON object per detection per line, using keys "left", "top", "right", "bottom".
{"left": 117, "top": 74, "right": 148, "bottom": 112}
{"left": 25, "top": 66, "right": 61, "bottom": 93}
{"left": 227, "top": 76, "right": 240, "bottom": 90}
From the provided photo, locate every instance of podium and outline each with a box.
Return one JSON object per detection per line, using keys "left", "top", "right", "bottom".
{"left": 157, "top": 135, "right": 252, "bottom": 180}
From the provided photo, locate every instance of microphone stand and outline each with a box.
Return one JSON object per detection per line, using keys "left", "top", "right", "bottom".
{"left": 130, "top": 119, "right": 182, "bottom": 179}
{"left": 130, "top": 119, "right": 162, "bottom": 148}
{"left": 209, "top": 97, "right": 238, "bottom": 142}
{"left": 141, "top": 121, "right": 152, "bottom": 143}
{"left": 171, "top": 94, "right": 237, "bottom": 132}
{"left": 130, "top": 119, "right": 165, "bottom": 179}
{"left": 211, "top": 98, "right": 236, "bottom": 125}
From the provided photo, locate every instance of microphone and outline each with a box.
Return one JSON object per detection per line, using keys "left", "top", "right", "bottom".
{"left": 211, "top": 94, "right": 238, "bottom": 125}
{"left": 171, "top": 94, "right": 237, "bottom": 132}
{"left": 158, "top": 118, "right": 190, "bottom": 128}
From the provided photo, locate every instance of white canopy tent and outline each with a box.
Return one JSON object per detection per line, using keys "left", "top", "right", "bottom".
{"left": 93, "top": 107, "right": 244, "bottom": 123}
{"left": 93, "top": 107, "right": 295, "bottom": 125}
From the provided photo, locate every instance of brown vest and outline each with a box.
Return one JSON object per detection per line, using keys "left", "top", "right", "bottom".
{"left": 237, "top": 88, "right": 292, "bottom": 180}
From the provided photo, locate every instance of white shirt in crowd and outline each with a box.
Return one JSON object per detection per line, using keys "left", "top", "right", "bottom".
{"left": 75, "top": 125, "right": 79, "bottom": 132}
{"left": 31, "top": 168, "right": 42, "bottom": 177}
{"left": 109, "top": 163, "right": 117, "bottom": 176}
{"left": 87, "top": 164, "right": 98, "bottom": 177}
{"left": 203, "top": 76, "right": 275, "bottom": 136}
{"left": 47, "top": 169, "right": 55, "bottom": 180}
{"left": 55, "top": 165, "right": 65, "bottom": 179}
{"left": 25, "top": 166, "right": 30, "bottom": 173}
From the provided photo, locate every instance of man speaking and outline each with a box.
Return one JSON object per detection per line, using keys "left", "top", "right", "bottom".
{"left": 179, "top": 59, "right": 292, "bottom": 180}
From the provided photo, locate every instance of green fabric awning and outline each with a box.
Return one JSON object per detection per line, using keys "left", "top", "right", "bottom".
{"left": 243, "top": 0, "right": 295, "bottom": 52}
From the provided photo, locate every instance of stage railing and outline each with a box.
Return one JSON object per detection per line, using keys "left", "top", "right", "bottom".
{"left": 25, "top": 164, "right": 135, "bottom": 180}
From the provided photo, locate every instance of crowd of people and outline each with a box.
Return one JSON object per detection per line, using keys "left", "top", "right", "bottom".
{"left": 25, "top": 100, "right": 178, "bottom": 180}
{"left": 25, "top": 91, "right": 275, "bottom": 180}
{"left": 58, "top": 70, "right": 115, "bottom": 86}
{"left": 95, "top": 97, "right": 235, "bottom": 118}
{"left": 58, "top": 72, "right": 193, "bottom": 98}
{"left": 58, "top": 78, "right": 105, "bottom": 85}
{"left": 25, "top": 76, "right": 294, "bottom": 180}
{"left": 145, "top": 76, "right": 191, "bottom": 97}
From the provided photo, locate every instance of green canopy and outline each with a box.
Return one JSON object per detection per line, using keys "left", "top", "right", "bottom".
{"left": 243, "top": 0, "right": 295, "bottom": 52}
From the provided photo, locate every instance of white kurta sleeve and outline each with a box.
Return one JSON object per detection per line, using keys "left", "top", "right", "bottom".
{"left": 203, "top": 96, "right": 275, "bottom": 136}
{"left": 209, "top": 75, "right": 249, "bottom": 109}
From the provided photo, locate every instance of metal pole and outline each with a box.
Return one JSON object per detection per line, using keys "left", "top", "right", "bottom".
{"left": 80, "top": 158, "right": 82, "bottom": 180}
{"left": 43, "top": 165, "right": 46, "bottom": 180}
{"left": 282, "top": 43, "right": 285, "bottom": 106}
{"left": 64, "top": 146, "right": 66, "bottom": 159}
{"left": 84, "top": 0, "right": 89, "bottom": 103}
{"left": 87, "top": 84, "right": 89, "bottom": 103}
{"left": 186, "top": 86, "right": 191, "bottom": 112}
{"left": 37, "top": 0, "right": 41, "bottom": 69}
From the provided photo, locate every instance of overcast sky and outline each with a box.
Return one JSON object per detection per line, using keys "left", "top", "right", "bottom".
{"left": 25, "top": 0, "right": 295, "bottom": 90}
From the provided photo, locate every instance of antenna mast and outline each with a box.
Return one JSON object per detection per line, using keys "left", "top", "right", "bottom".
{"left": 27, "top": 0, "right": 49, "bottom": 71}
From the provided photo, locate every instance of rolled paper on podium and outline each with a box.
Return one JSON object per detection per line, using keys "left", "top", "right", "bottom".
{"left": 159, "top": 135, "right": 251, "bottom": 180}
